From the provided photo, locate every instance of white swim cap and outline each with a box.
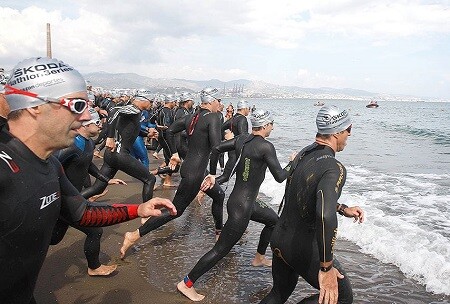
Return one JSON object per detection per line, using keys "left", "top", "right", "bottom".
{"left": 164, "top": 94, "right": 177, "bottom": 102}
{"left": 236, "top": 99, "right": 249, "bottom": 110}
{"left": 82, "top": 107, "right": 100, "bottom": 126}
{"left": 250, "top": 109, "right": 273, "bottom": 127}
{"left": 200, "top": 87, "right": 220, "bottom": 103}
{"left": 316, "top": 105, "right": 352, "bottom": 134}
{"left": 180, "top": 92, "right": 193, "bottom": 102}
{"left": 5, "top": 57, "right": 87, "bottom": 112}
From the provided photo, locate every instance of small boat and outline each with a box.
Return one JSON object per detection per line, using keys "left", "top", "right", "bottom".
{"left": 314, "top": 101, "right": 325, "bottom": 106}
{"left": 366, "top": 101, "right": 379, "bottom": 108}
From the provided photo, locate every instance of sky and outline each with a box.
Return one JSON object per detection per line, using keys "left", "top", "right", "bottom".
{"left": 1, "top": 0, "right": 450, "bottom": 99}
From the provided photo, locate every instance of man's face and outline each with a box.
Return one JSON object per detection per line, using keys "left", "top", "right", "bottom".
{"left": 39, "top": 91, "right": 91, "bottom": 150}
{"left": 85, "top": 121, "right": 101, "bottom": 137}
{"left": 209, "top": 98, "right": 221, "bottom": 113}
{"left": 336, "top": 125, "right": 352, "bottom": 152}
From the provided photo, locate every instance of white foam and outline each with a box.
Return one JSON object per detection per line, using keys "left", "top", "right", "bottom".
{"left": 260, "top": 165, "right": 450, "bottom": 295}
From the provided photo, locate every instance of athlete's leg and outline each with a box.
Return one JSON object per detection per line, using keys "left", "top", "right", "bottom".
{"left": 113, "top": 152, "right": 156, "bottom": 201}
{"left": 203, "top": 181, "right": 225, "bottom": 232}
{"left": 80, "top": 153, "right": 117, "bottom": 199}
{"left": 250, "top": 198, "right": 279, "bottom": 266}
{"left": 259, "top": 251, "right": 299, "bottom": 304}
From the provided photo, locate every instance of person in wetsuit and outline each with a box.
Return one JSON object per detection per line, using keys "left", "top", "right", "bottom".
{"left": 215, "top": 99, "right": 251, "bottom": 184}
{"left": 177, "top": 109, "right": 295, "bottom": 301}
{"left": 173, "top": 92, "right": 194, "bottom": 160}
{"left": 259, "top": 105, "right": 365, "bottom": 304}
{"left": 131, "top": 95, "right": 157, "bottom": 169}
{"left": 0, "top": 57, "right": 176, "bottom": 304}
{"left": 119, "top": 87, "right": 225, "bottom": 258}
{"left": 0, "top": 92, "right": 9, "bottom": 129}
{"left": 52, "top": 107, "right": 127, "bottom": 276}
{"left": 80, "top": 95, "right": 158, "bottom": 201}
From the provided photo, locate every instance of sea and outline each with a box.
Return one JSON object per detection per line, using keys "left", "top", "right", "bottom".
{"left": 134, "top": 99, "right": 450, "bottom": 304}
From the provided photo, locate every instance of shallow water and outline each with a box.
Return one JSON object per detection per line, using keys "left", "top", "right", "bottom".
{"left": 134, "top": 99, "right": 450, "bottom": 303}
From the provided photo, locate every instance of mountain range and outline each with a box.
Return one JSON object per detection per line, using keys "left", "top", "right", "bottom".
{"left": 84, "top": 72, "right": 424, "bottom": 102}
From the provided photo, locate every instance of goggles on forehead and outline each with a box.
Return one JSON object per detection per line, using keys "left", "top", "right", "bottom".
{"left": 4, "top": 84, "right": 88, "bottom": 114}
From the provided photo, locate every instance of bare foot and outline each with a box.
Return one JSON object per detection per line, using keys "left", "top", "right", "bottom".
{"left": 120, "top": 229, "right": 141, "bottom": 259}
{"left": 88, "top": 264, "right": 117, "bottom": 276}
{"left": 177, "top": 281, "right": 205, "bottom": 301}
{"left": 196, "top": 191, "right": 205, "bottom": 205}
{"left": 251, "top": 253, "right": 272, "bottom": 267}
{"left": 88, "top": 189, "right": 108, "bottom": 202}
{"left": 215, "top": 230, "right": 221, "bottom": 242}
{"left": 93, "top": 150, "right": 103, "bottom": 159}
{"left": 152, "top": 152, "right": 160, "bottom": 159}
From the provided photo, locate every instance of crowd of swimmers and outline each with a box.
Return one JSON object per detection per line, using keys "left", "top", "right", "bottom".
{"left": 0, "top": 57, "right": 365, "bottom": 304}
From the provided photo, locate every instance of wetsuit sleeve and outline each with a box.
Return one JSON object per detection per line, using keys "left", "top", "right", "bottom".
{"left": 236, "top": 116, "right": 249, "bottom": 135}
{"left": 263, "top": 142, "right": 290, "bottom": 182}
{"left": 315, "top": 161, "right": 346, "bottom": 263}
{"left": 222, "top": 118, "right": 231, "bottom": 132}
{"left": 87, "top": 162, "right": 109, "bottom": 183}
{"left": 208, "top": 114, "right": 222, "bottom": 151}
{"left": 167, "top": 117, "right": 187, "bottom": 155}
{"left": 209, "top": 137, "right": 237, "bottom": 175}
{"left": 106, "top": 107, "right": 119, "bottom": 138}
{"left": 56, "top": 160, "right": 140, "bottom": 226}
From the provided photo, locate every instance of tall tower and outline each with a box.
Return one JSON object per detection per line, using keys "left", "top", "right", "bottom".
{"left": 46, "top": 23, "right": 52, "bottom": 58}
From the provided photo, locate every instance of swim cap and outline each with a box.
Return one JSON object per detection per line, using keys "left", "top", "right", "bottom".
{"left": 236, "top": 99, "right": 249, "bottom": 110}
{"left": 82, "top": 107, "right": 100, "bottom": 126}
{"left": 316, "top": 105, "right": 352, "bottom": 134}
{"left": 135, "top": 93, "right": 155, "bottom": 102}
{"left": 200, "top": 87, "right": 220, "bottom": 103}
{"left": 164, "top": 94, "right": 177, "bottom": 102}
{"left": 250, "top": 109, "right": 273, "bottom": 127}
{"left": 5, "top": 57, "right": 86, "bottom": 112}
{"left": 180, "top": 92, "right": 193, "bottom": 102}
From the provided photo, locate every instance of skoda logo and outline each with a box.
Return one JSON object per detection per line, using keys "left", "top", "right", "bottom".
{"left": 322, "top": 114, "right": 331, "bottom": 122}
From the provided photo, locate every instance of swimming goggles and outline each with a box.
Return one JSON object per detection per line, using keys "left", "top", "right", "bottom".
{"left": 4, "top": 84, "right": 88, "bottom": 114}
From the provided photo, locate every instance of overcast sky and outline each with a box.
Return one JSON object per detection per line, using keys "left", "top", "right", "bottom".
{"left": 1, "top": 1, "right": 450, "bottom": 99}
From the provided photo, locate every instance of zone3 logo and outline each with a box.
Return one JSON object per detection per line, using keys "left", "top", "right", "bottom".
{"left": 40, "top": 192, "right": 60, "bottom": 210}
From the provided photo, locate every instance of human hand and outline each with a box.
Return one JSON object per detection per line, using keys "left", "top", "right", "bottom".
{"left": 224, "top": 131, "right": 234, "bottom": 140}
{"left": 318, "top": 267, "right": 344, "bottom": 304}
{"left": 169, "top": 153, "right": 181, "bottom": 170}
{"left": 147, "top": 127, "right": 159, "bottom": 139}
{"left": 105, "top": 137, "right": 116, "bottom": 152}
{"left": 343, "top": 206, "right": 365, "bottom": 223}
{"left": 200, "top": 174, "right": 215, "bottom": 191}
{"left": 137, "top": 197, "right": 177, "bottom": 218}
{"left": 289, "top": 151, "right": 298, "bottom": 161}
{"left": 108, "top": 178, "right": 127, "bottom": 185}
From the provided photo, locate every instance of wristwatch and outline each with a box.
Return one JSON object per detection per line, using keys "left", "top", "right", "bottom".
{"left": 320, "top": 264, "right": 333, "bottom": 272}
{"left": 337, "top": 203, "right": 348, "bottom": 216}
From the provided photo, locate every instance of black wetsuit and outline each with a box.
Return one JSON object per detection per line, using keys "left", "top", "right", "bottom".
{"left": 81, "top": 104, "right": 156, "bottom": 201}
{"left": 138, "top": 108, "right": 225, "bottom": 236}
{"left": 216, "top": 113, "right": 249, "bottom": 184}
{"left": 52, "top": 135, "right": 113, "bottom": 270}
{"left": 185, "top": 134, "right": 290, "bottom": 284}
{"left": 260, "top": 143, "right": 353, "bottom": 304}
{"left": 0, "top": 129, "right": 144, "bottom": 304}
{"left": 173, "top": 107, "right": 190, "bottom": 159}
{"left": 157, "top": 106, "right": 175, "bottom": 165}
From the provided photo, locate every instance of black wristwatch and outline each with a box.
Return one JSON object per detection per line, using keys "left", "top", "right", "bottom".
{"left": 337, "top": 203, "right": 348, "bottom": 216}
{"left": 320, "top": 264, "right": 333, "bottom": 272}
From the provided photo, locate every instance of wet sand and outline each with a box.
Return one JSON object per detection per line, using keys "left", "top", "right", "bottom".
{"left": 34, "top": 156, "right": 450, "bottom": 304}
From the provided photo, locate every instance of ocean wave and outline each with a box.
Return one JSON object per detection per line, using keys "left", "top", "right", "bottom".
{"left": 260, "top": 165, "right": 450, "bottom": 295}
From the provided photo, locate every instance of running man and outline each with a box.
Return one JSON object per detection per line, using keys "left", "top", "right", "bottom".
{"left": 52, "top": 107, "right": 126, "bottom": 276}
{"left": 120, "top": 87, "right": 225, "bottom": 258}
{"left": 0, "top": 57, "right": 176, "bottom": 304}
{"left": 177, "top": 109, "right": 293, "bottom": 301}
{"left": 216, "top": 99, "right": 251, "bottom": 184}
{"left": 80, "top": 95, "right": 158, "bottom": 201}
{"left": 259, "top": 105, "right": 365, "bottom": 304}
